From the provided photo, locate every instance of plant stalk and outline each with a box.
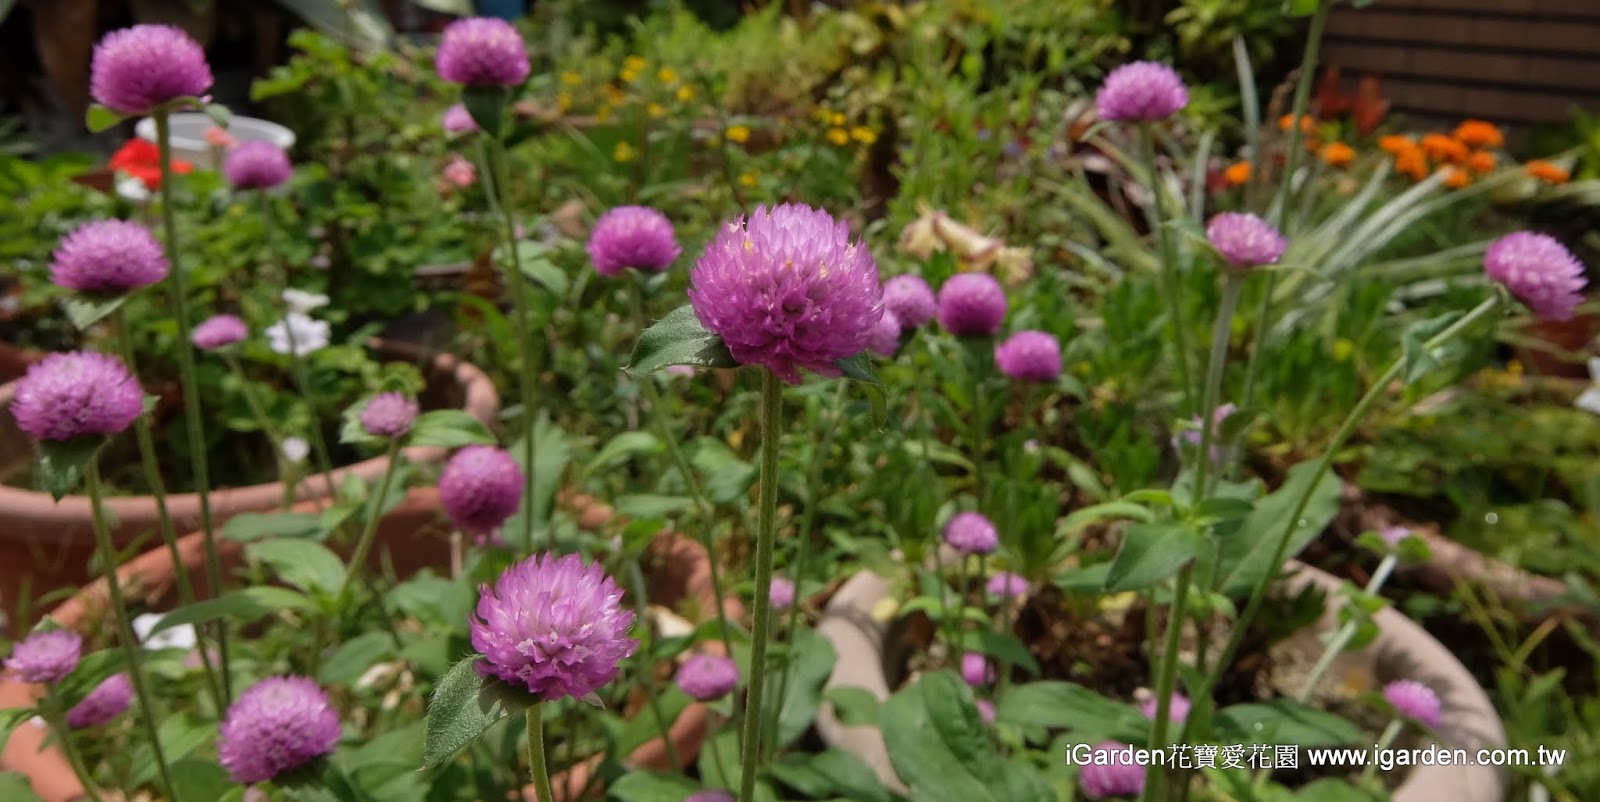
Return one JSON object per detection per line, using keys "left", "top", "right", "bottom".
{"left": 1143, "top": 563, "right": 1194, "bottom": 801}
{"left": 1193, "top": 275, "right": 1244, "bottom": 502}
{"left": 1138, "top": 123, "right": 1195, "bottom": 416}
{"left": 526, "top": 704, "right": 556, "bottom": 802}
{"left": 335, "top": 439, "right": 403, "bottom": 605}
{"left": 1295, "top": 553, "right": 1397, "bottom": 702}
{"left": 737, "top": 370, "right": 784, "bottom": 802}
{"left": 42, "top": 691, "right": 105, "bottom": 802}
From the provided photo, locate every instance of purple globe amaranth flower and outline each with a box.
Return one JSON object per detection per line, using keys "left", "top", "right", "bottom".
{"left": 869, "top": 310, "right": 902, "bottom": 358}
{"left": 976, "top": 698, "right": 996, "bottom": 725}
{"left": 937, "top": 273, "right": 1007, "bottom": 337}
{"left": 1483, "top": 231, "right": 1588, "bottom": 321}
{"left": 675, "top": 654, "right": 739, "bottom": 701}
{"left": 588, "top": 206, "right": 682, "bottom": 276}
{"left": 961, "top": 652, "right": 995, "bottom": 687}
{"left": 443, "top": 103, "right": 479, "bottom": 134}
{"left": 994, "top": 330, "right": 1062, "bottom": 382}
{"left": 50, "top": 219, "right": 169, "bottom": 294}
{"left": 1079, "top": 741, "right": 1146, "bottom": 799}
{"left": 192, "top": 314, "right": 249, "bottom": 350}
{"left": 768, "top": 577, "right": 797, "bottom": 611}
{"left": 986, "top": 572, "right": 1029, "bottom": 600}
{"left": 224, "top": 140, "right": 293, "bottom": 191}
{"left": 1384, "top": 679, "right": 1441, "bottom": 729}
{"left": 91, "top": 25, "right": 213, "bottom": 116}
{"left": 1095, "top": 61, "right": 1188, "bottom": 123}
{"left": 4, "top": 630, "right": 82, "bottom": 684}
{"left": 687, "top": 792, "right": 735, "bottom": 802}
{"left": 882, "top": 274, "right": 937, "bottom": 329}
{"left": 1206, "top": 212, "right": 1288, "bottom": 270}
{"left": 689, "top": 204, "right": 883, "bottom": 385}
{"left": 439, "top": 445, "right": 524, "bottom": 539}
{"left": 66, "top": 673, "right": 133, "bottom": 728}
{"left": 359, "top": 392, "right": 419, "bottom": 438}
{"left": 1139, "top": 692, "right": 1191, "bottom": 724}
{"left": 944, "top": 511, "right": 998, "bottom": 556}
{"left": 435, "top": 17, "right": 530, "bottom": 87}
{"left": 471, "top": 552, "right": 638, "bottom": 701}
{"left": 11, "top": 352, "right": 144, "bottom": 442}
{"left": 217, "top": 676, "right": 341, "bottom": 784}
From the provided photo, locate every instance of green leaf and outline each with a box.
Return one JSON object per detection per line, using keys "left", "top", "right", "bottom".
{"left": 1058, "top": 501, "right": 1155, "bottom": 534}
{"left": 146, "top": 586, "right": 313, "bottom": 636}
{"left": 609, "top": 687, "right": 693, "bottom": 760}
{"left": 0, "top": 708, "right": 34, "bottom": 756}
{"left": 85, "top": 104, "right": 125, "bottom": 133}
{"left": 339, "top": 721, "right": 427, "bottom": 799}
{"left": 1400, "top": 310, "right": 1464, "bottom": 384}
{"left": 278, "top": 756, "right": 363, "bottom": 802}
{"left": 247, "top": 539, "right": 346, "bottom": 594}
{"left": 1284, "top": 0, "right": 1322, "bottom": 16}
{"left": 1294, "top": 779, "right": 1387, "bottom": 801}
{"left": 607, "top": 771, "right": 699, "bottom": 802}
{"left": 421, "top": 657, "right": 537, "bottom": 769}
{"left": 407, "top": 409, "right": 495, "bottom": 448}
{"left": 129, "top": 713, "right": 215, "bottom": 785}
{"left": 461, "top": 85, "right": 509, "bottom": 137}
{"left": 1214, "top": 700, "right": 1363, "bottom": 747}
{"left": 835, "top": 352, "right": 888, "bottom": 427}
{"left": 170, "top": 758, "right": 231, "bottom": 802}
{"left": 614, "top": 494, "right": 694, "bottom": 519}
{"left": 765, "top": 750, "right": 891, "bottom": 802}
{"left": 690, "top": 438, "right": 756, "bottom": 505}
{"left": 587, "top": 431, "right": 662, "bottom": 477}
{"left": 222, "top": 511, "right": 322, "bottom": 542}
{"left": 36, "top": 437, "right": 107, "bottom": 501}
{"left": 993, "top": 681, "right": 1147, "bottom": 742}
{"left": 1103, "top": 522, "right": 1205, "bottom": 593}
{"left": 1217, "top": 460, "right": 1343, "bottom": 597}
{"left": 320, "top": 631, "right": 396, "bottom": 685}
{"left": 203, "top": 103, "right": 233, "bottom": 130}
{"left": 768, "top": 628, "right": 838, "bottom": 750}
{"left": 883, "top": 672, "right": 1054, "bottom": 802}
{"left": 824, "top": 686, "right": 881, "bottom": 727}
{"left": 959, "top": 630, "right": 1040, "bottom": 675}
{"left": 516, "top": 250, "right": 569, "bottom": 296}
{"left": 65, "top": 296, "right": 127, "bottom": 331}
{"left": 626, "top": 305, "right": 738, "bottom": 376}
{"left": 0, "top": 772, "right": 46, "bottom": 802}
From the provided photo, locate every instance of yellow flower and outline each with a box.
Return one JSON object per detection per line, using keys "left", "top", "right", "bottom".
{"left": 657, "top": 67, "right": 678, "bottom": 85}
{"left": 830, "top": 112, "right": 846, "bottom": 126}
{"left": 623, "top": 55, "right": 646, "bottom": 72}
{"left": 647, "top": 103, "right": 665, "bottom": 119}
{"left": 613, "top": 141, "right": 636, "bottom": 162}
{"left": 557, "top": 92, "right": 573, "bottom": 112}
{"left": 826, "top": 127, "right": 850, "bottom": 147}
{"left": 739, "top": 172, "right": 757, "bottom": 187}
{"left": 1331, "top": 338, "right": 1354, "bottom": 361}
{"left": 850, "top": 126, "right": 877, "bottom": 145}
{"left": 676, "top": 85, "right": 695, "bottom": 103}
{"left": 561, "top": 71, "right": 582, "bottom": 86}
{"left": 620, "top": 67, "right": 640, "bottom": 83}
{"left": 725, "top": 125, "right": 751, "bottom": 144}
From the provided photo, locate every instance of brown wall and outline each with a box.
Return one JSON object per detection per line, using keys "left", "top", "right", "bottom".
{"left": 1322, "top": 0, "right": 1600, "bottom": 130}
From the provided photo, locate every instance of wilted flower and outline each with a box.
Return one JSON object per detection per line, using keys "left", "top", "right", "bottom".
{"left": 439, "top": 445, "right": 524, "bottom": 538}
{"left": 1078, "top": 741, "right": 1146, "bottom": 799}
{"left": 1139, "top": 692, "right": 1191, "bottom": 724}
{"left": 689, "top": 204, "right": 882, "bottom": 384}
{"left": 675, "top": 654, "right": 739, "bottom": 701}
{"left": 265, "top": 313, "right": 330, "bottom": 356}
{"left": 435, "top": 17, "right": 529, "bottom": 87}
{"left": 50, "top": 219, "right": 169, "bottom": 294}
{"left": 442, "top": 103, "right": 479, "bottom": 134}
{"left": 869, "top": 310, "right": 902, "bottom": 358}
{"left": 90, "top": 25, "right": 213, "bottom": 116}
{"left": 994, "top": 330, "right": 1062, "bottom": 382}
{"left": 224, "top": 141, "right": 292, "bottom": 190}
{"left": 1206, "top": 212, "right": 1288, "bottom": 270}
{"left": 4, "top": 630, "right": 82, "bottom": 683}
{"left": 882, "top": 274, "right": 937, "bottom": 329}
{"left": 961, "top": 653, "right": 994, "bottom": 687}
{"left": 217, "top": 676, "right": 341, "bottom": 783}
{"left": 768, "top": 576, "right": 796, "bottom": 611}
{"left": 471, "top": 553, "right": 637, "bottom": 701}
{"left": 588, "top": 206, "right": 681, "bottom": 276}
{"left": 937, "top": 273, "right": 1007, "bottom": 337}
{"left": 359, "top": 393, "right": 419, "bottom": 438}
{"left": 986, "top": 572, "right": 1029, "bottom": 600}
{"left": 944, "top": 511, "right": 998, "bottom": 556}
{"left": 67, "top": 673, "right": 133, "bottom": 728}
{"left": 1384, "top": 679, "right": 1441, "bottom": 729}
{"left": 192, "top": 314, "right": 248, "bottom": 350}
{"left": 11, "top": 352, "right": 144, "bottom": 441}
{"left": 1095, "top": 62, "right": 1188, "bottom": 123}
{"left": 1483, "top": 231, "right": 1588, "bottom": 321}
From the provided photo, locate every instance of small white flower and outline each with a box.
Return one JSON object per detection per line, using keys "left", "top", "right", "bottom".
{"left": 132, "top": 612, "right": 198, "bottom": 651}
{"left": 115, "top": 176, "right": 152, "bottom": 202}
{"left": 282, "top": 288, "right": 330, "bottom": 314}
{"left": 265, "top": 312, "right": 330, "bottom": 356}
{"left": 282, "top": 436, "right": 310, "bottom": 463}
{"left": 1576, "top": 357, "right": 1600, "bottom": 417}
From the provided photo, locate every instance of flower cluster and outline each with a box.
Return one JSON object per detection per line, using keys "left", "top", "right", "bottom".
{"left": 217, "top": 676, "right": 341, "bottom": 783}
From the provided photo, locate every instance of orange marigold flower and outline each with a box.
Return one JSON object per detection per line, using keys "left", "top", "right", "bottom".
{"left": 1420, "top": 133, "right": 1467, "bottom": 163}
{"left": 1321, "top": 142, "right": 1355, "bottom": 168}
{"left": 1394, "top": 147, "right": 1428, "bottom": 181}
{"left": 1452, "top": 119, "right": 1504, "bottom": 149}
{"left": 1442, "top": 166, "right": 1471, "bottom": 189}
{"left": 1525, "top": 159, "right": 1570, "bottom": 184}
{"left": 1378, "top": 135, "right": 1413, "bottom": 155}
{"left": 1278, "top": 113, "right": 1316, "bottom": 134}
{"left": 1224, "top": 161, "right": 1251, "bottom": 185}
{"left": 1466, "top": 150, "right": 1497, "bottom": 173}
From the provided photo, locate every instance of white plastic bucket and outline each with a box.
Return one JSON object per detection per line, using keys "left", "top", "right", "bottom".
{"left": 134, "top": 112, "right": 296, "bottom": 170}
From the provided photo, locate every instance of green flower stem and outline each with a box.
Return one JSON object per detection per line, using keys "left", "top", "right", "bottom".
{"left": 218, "top": 351, "right": 292, "bottom": 508}
{"left": 1360, "top": 719, "right": 1404, "bottom": 786}
{"left": 954, "top": 553, "right": 970, "bottom": 664}
{"left": 930, "top": 534, "right": 958, "bottom": 663}
{"left": 41, "top": 690, "right": 104, "bottom": 802}
{"left": 86, "top": 459, "right": 178, "bottom": 802}
{"left": 112, "top": 313, "right": 223, "bottom": 711}
{"left": 1137, "top": 123, "right": 1195, "bottom": 417}
{"left": 527, "top": 703, "right": 556, "bottom": 802}
{"left": 962, "top": 338, "right": 990, "bottom": 503}
{"left": 1198, "top": 294, "right": 1502, "bottom": 705}
{"left": 626, "top": 560, "right": 681, "bottom": 772}
{"left": 334, "top": 438, "right": 403, "bottom": 606}
{"left": 738, "top": 370, "right": 784, "bottom": 802}
{"left": 154, "top": 111, "right": 231, "bottom": 702}
{"left": 1192, "top": 274, "right": 1244, "bottom": 503}
{"left": 1295, "top": 553, "right": 1398, "bottom": 703}
{"left": 1143, "top": 563, "right": 1194, "bottom": 801}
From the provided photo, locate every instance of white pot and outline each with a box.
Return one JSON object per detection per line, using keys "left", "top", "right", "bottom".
{"left": 134, "top": 112, "right": 296, "bottom": 171}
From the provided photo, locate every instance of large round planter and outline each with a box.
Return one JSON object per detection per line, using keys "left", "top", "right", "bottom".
{"left": 0, "top": 340, "right": 498, "bottom": 627}
{"left": 816, "top": 562, "right": 1507, "bottom": 802}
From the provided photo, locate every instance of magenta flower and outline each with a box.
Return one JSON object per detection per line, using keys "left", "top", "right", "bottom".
{"left": 4, "top": 630, "right": 81, "bottom": 684}
{"left": 67, "top": 673, "right": 133, "bottom": 728}
{"left": 50, "top": 219, "right": 169, "bottom": 294}
{"left": 869, "top": 310, "right": 902, "bottom": 358}
{"left": 937, "top": 273, "right": 1006, "bottom": 337}
{"left": 1079, "top": 741, "right": 1146, "bottom": 799}
{"left": 588, "top": 206, "right": 682, "bottom": 276}
{"left": 435, "top": 17, "right": 530, "bottom": 87}
{"left": 768, "top": 576, "right": 797, "bottom": 611}
{"left": 1139, "top": 692, "right": 1191, "bottom": 724}
{"left": 961, "top": 653, "right": 994, "bottom": 687}
{"left": 976, "top": 698, "right": 996, "bottom": 725}
{"left": 217, "top": 676, "right": 341, "bottom": 783}
{"left": 986, "top": 572, "right": 1029, "bottom": 600}
{"left": 675, "top": 654, "right": 739, "bottom": 701}
{"left": 1384, "top": 679, "right": 1441, "bottom": 729}
{"left": 471, "top": 552, "right": 638, "bottom": 701}
{"left": 192, "top": 314, "right": 249, "bottom": 350}
{"left": 224, "top": 141, "right": 292, "bottom": 191}
{"left": 439, "top": 446, "right": 524, "bottom": 539}
{"left": 1206, "top": 212, "right": 1288, "bottom": 270}
{"left": 359, "top": 392, "right": 419, "bottom": 438}
{"left": 882, "top": 274, "right": 937, "bottom": 329}
{"left": 994, "top": 330, "right": 1062, "bottom": 382}
{"left": 443, "top": 103, "right": 479, "bottom": 134}
{"left": 90, "top": 25, "right": 213, "bottom": 116}
{"left": 1095, "top": 62, "right": 1188, "bottom": 123}
{"left": 11, "top": 352, "right": 144, "bottom": 442}
{"left": 689, "top": 204, "right": 883, "bottom": 384}
{"left": 1483, "top": 231, "right": 1588, "bottom": 321}
{"left": 944, "top": 511, "right": 998, "bottom": 556}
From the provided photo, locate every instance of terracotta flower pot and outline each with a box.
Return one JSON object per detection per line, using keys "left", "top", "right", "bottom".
{"left": 816, "top": 562, "right": 1507, "bottom": 802}
{"left": 0, "top": 340, "right": 498, "bottom": 628}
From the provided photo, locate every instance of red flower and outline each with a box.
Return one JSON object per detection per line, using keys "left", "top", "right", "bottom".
{"left": 109, "top": 138, "right": 193, "bottom": 190}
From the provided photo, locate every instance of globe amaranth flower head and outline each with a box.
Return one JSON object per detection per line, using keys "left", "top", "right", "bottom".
{"left": 66, "top": 673, "right": 133, "bottom": 728}
{"left": 944, "top": 511, "right": 998, "bottom": 556}
{"left": 986, "top": 572, "right": 1029, "bottom": 600}
{"left": 689, "top": 204, "right": 883, "bottom": 385}
{"left": 768, "top": 576, "right": 797, "bottom": 611}
{"left": 217, "top": 676, "right": 341, "bottom": 783}
{"left": 675, "top": 654, "right": 739, "bottom": 701}
{"left": 435, "top": 17, "right": 530, "bottom": 87}
{"left": 994, "top": 330, "right": 1062, "bottom": 382}
{"left": 1095, "top": 61, "right": 1188, "bottom": 123}
{"left": 359, "top": 392, "right": 419, "bottom": 438}
{"left": 4, "top": 630, "right": 82, "bottom": 684}
{"left": 91, "top": 25, "right": 213, "bottom": 116}
{"left": 224, "top": 140, "right": 292, "bottom": 191}
{"left": 471, "top": 552, "right": 638, "bottom": 701}
{"left": 588, "top": 205, "right": 682, "bottom": 276}
{"left": 1078, "top": 741, "right": 1146, "bottom": 799}
{"left": 50, "top": 219, "right": 169, "bottom": 294}
{"left": 1206, "top": 212, "right": 1288, "bottom": 270}
{"left": 869, "top": 310, "right": 902, "bottom": 358}
{"left": 1483, "top": 231, "right": 1588, "bottom": 321}
{"left": 961, "top": 652, "right": 994, "bottom": 687}
{"left": 442, "top": 103, "right": 479, "bottom": 134}
{"left": 439, "top": 445, "right": 524, "bottom": 539}
{"left": 882, "top": 274, "right": 937, "bottom": 329}
{"left": 937, "top": 273, "right": 1007, "bottom": 337}
{"left": 11, "top": 352, "right": 144, "bottom": 442}
{"left": 1139, "top": 692, "right": 1191, "bottom": 724}
{"left": 1384, "top": 679, "right": 1441, "bottom": 729}
{"left": 192, "top": 314, "right": 249, "bottom": 350}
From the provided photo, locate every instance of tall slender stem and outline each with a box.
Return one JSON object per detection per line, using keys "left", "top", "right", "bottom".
{"left": 335, "top": 439, "right": 403, "bottom": 605}
{"left": 1360, "top": 719, "right": 1404, "bottom": 785}
{"left": 626, "top": 560, "right": 681, "bottom": 771}
{"left": 86, "top": 460, "right": 178, "bottom": 802}
{"left": 1193, "top": 275, "right": 1243, "bottom": 503}
{"left": 526, "top": 704, "right": 556, "bottom": 802}
{"left": 1138, "top": 124, "right": 1195, "bottom": 416}
{"left": 41, "top": 690, "right": 105, "bottom": 802}
{"left": 154, "top": 112, "right": 230, "bottom": 702}
{"left": 220, "top": 352, "right": 292, "bottom": 507}
{"left": 963, "top": 338, "right": 989, "bottom": 503}
{"left": 737, "top": 370, "right": 784, "bottom": 802}
{"left": 1143, "top": 563, "right": 1194, "bottom": 801}
{"left": 1295, "top": 554, "right": 1397, "bottom": 702}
